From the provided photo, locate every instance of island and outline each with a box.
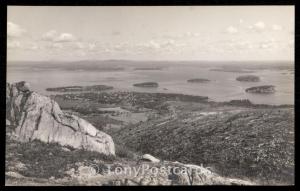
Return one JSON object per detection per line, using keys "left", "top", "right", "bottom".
{"left": 236, "top": 75, "right": 260, "bottom": 82}
{"left": 46, "top": 85, "right": 113, "bottom": 92}
{"left": 187, "top": 78, "right": 210, "bottom": 83}
{"left": 133, "top": 82, "right": 159, "bottom": 88}
{"left": 134, "top": 67, "right": 163, "bottom": 71}
{"left": 245, "top": 85, "right": 275, "bottom": 94}
{"left": 210, "top": 68, "right": 254, "bottom": 73}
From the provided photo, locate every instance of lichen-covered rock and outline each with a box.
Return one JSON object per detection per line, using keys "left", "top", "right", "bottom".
{"left": 6, "top": 81, "right": 115, "bottom": 156}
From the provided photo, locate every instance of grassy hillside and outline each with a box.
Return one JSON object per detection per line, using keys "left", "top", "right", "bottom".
{"left": 51, "top": 91, "right": 294, "bottom": 185}
{"left": 113, "top": 107, "right": 294, "bottom": 185}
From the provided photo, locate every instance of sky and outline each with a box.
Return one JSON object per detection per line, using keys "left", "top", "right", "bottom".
{"left": 7, "top": 6, "right": 294, "bottom": 61}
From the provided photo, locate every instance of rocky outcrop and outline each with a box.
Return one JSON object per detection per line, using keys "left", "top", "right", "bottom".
{"left": 6, "top": 119, "right": 11, "bottom": 126}
{"left": 103, "top": 161, "right": 254, "bottom": 185}
{"left": 60, "top": 160, "right": 254, "bottom": 185}
{"left": 6, "top": 81, "right": 115, "bottom": 156}
{"left": 140, "top": 154, "right": 160, "bottom": 163}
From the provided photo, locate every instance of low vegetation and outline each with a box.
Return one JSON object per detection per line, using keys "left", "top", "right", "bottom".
{"left": 6, "top": 138, "right": 116, "bottom": 179}
{"left": 114, "top": 108, "right": 294, "bottom": 185}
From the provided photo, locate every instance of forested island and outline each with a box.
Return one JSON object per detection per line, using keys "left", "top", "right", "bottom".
{"left": 245, "top": 85, "right": 275, "bottom": 94}
{"left": 187, "top": 78, "right": 210, "bottom": 83}
{"left": 133, "top": 82, "right": 159, "bottom": 88}
{"left": 236, "top": 75, "right": 260, "bottom": 82}
{"left": 46, "top": 85, "right": 113, "bottom": 92}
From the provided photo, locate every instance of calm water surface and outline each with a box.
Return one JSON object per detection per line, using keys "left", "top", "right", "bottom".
{"left": 7, "top": 62, "right": 294, "bottom": 105}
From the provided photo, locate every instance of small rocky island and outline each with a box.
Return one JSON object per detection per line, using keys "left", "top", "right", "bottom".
{"left": 46, "top": 85, "right": 113, "bottom": 92}
{"left": 133, "top": 82, "right": 159, "bottom": 88}
{"left": 245, "top": 85, "right": 275, "bottom": 94}
{"left": 236, "top": 75, "right": 260, "bottom": 82}
{"left": 187, "top": 78, "right": 210, "bottom": 83}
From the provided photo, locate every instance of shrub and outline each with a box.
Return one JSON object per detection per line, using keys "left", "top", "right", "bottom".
{"left": 115, "top": 144, "right": 139, "bottom": 160}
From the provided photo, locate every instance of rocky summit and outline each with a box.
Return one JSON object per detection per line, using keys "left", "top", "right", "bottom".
{"left": 6, "top": 81, "right": 115, "bottom": 156}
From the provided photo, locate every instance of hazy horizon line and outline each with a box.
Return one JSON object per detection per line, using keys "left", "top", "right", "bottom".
{"left": 7, "top": 59, "right": 294, "bottom": 63}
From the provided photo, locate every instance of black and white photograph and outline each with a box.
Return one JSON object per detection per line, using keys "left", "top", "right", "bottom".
{"left": 5, "top": 5, "right": 294, "bottom": 186}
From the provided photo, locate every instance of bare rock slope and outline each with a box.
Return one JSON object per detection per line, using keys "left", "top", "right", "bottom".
{"left": 6, "top": 81, "right": 115, "bottom": 156}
